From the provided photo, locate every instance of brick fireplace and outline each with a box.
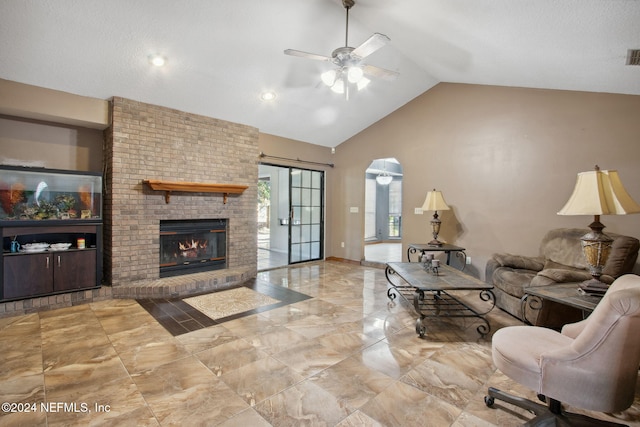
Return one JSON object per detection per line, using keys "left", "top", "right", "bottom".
{"left": 104, "top": 97, "right": 258, "bottom": 297}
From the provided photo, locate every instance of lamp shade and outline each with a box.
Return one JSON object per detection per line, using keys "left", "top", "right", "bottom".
{"left": 558, "top": 168, "right": 640, "bottom": 216}
{"left": 422, "top": 190, "right": 450, "bottom": 212}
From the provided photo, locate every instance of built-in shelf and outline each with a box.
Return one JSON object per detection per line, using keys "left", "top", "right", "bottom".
{"left": 143, "top": 180, "right": 248, "bottom": 204}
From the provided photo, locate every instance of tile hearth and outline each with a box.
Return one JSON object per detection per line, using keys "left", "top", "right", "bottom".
{"left": 1, "top": 261, "right": 638, "bottom": 426}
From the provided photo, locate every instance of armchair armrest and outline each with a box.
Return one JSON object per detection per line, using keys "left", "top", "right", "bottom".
{"left": 561, "top": 318, "right": 588, "bottom": 339}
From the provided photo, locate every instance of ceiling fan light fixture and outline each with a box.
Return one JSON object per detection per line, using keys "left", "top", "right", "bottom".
{"left": 284, "top": 0, "right": 397, "bottom": 97}
{"left": 321, "top": 69, "right": 338, "bottom": 87}
{"left": 331, "top": 78, "right": 345, "bottom": 94}
{"left": 347, "top": 66, "right": 364, "bottom": 83}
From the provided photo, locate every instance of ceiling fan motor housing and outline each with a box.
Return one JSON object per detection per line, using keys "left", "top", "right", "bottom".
{"left": 332, "top": 47, "right": 358, "bottom": 65}
{"left": 342, "top": 0, "right": 355, "bottom": 10}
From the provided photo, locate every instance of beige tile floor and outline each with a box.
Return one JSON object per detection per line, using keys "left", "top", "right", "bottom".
{"left": 1, "top": 261, "right": 639, "bottom": 426}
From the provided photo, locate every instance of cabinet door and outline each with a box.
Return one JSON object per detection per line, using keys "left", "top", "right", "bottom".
{"left": 3, "top": 254, "right": 54, "bottom": 299}
{"left": 54, "top": 250, "right": 97, "bottom": 291}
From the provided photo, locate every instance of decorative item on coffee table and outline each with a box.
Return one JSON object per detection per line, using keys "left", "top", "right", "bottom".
{"left": 420, "top": 253, "right": 440, "bottom": 275}
{"left": 558, "top": 165, "right": 640, "bottom": 294}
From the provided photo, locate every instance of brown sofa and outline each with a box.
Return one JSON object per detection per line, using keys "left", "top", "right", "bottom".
{"left": 485, "top": 228, "right": 639, "bottom": 327}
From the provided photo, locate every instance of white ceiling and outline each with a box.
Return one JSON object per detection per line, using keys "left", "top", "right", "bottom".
{"left": 1, "top": 1, "right": 638, "bottom": 147}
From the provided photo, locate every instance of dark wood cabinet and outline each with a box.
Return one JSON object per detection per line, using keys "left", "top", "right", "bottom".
{"left": 3, "top": 253, "right": 54, "bottom": 299}
{"left": 0, "top": 166, "right": 103, "bottom": 302}
{"left": 1, "top": 222, "right": 102, "bottom": 301}
{"left": 52, "top": 249, "right": 97, "bottom": 292}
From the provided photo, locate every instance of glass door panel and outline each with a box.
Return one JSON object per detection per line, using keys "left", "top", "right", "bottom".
{"left": 289, "top": 168, "right": 324, "bottom": 264}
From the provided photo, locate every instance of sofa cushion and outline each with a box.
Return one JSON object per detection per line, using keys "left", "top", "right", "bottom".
{"left": 492, "top": 253, "right": 545, "bottom": 271}
{"left": 493, "top": 267, "right": 538, "bottom": 298}
{"left": 539, "top": 228, "right": 588, "bottom": 269}
{"left": 540, "top": 228, "right": 640, "bottom": 277}
{"left": 537, "top": 268, "right": 592, "bottom": 283}
{"left": 603, "top": 235, "right": 640, "bottom": 277}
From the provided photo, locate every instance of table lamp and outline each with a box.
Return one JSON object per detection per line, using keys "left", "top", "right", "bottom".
{"left": 558, "top": 166, "right": 640, "bottom": 293}
{"left": 422, "top": 189, "right": 450, "bottom": 247}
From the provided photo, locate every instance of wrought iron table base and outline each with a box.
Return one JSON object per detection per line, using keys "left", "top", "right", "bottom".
{"left": 385, "top": 265, "right": 495, "bottom": 337}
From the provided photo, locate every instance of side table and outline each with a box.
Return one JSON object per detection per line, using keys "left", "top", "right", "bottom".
{"left": 407, "top": 243, "right": 467, "bottom": 270}
{"left": 522, "top": 283, "right": 600, "bottom": 325}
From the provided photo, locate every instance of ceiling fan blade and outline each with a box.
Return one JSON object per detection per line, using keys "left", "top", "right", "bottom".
{"left": 362, "top": 64, "right": 399, "bottom": 81}
{"left": 351, "top": 33, "right": 390, "bottom": 60}
{"left": 284, "top": 49, "right": 332, "bottom": 62}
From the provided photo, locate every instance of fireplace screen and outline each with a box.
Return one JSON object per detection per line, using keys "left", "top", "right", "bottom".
{"left": 159, "top": 219, "right": 227, "bottom": 277}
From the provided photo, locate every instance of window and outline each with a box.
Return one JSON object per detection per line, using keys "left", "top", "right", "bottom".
{"left": 388, "top": 179, "right": 402, "bottom": 237}
{"left": 364, "top": 177, "right": 377, "bottom": 240}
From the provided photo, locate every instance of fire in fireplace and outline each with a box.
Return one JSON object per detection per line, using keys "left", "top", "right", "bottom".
{"left": 159, "top": 219, "right": 227, "bottom": 277}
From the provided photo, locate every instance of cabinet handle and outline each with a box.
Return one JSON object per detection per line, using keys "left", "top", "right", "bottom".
{"left": 46, "top": 256, "right": 50, "bottom": 269}
{"left": 58, "top": 255, "right": 61, "bottom": 267}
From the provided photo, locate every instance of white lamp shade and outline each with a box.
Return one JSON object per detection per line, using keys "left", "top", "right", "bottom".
{"left": 558, "top": 169, "right": 640, "bottom": 215}
{"left": 422, "top": 190, "right": 450, "bottom": 211}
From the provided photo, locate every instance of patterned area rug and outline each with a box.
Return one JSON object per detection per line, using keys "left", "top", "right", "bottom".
{"left": 183, "top": 287, "right": 280, "bottom": 320}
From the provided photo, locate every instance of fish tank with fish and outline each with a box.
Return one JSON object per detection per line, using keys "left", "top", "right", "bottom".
{"left": 0, "top": 166, "right": 102, "bottom": 221}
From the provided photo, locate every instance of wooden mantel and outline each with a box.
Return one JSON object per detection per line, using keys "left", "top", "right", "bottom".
{"left": 143, "top": 180, "right": 248, "bottom": 204}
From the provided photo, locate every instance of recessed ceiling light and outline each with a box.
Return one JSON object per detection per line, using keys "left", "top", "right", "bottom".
{"left": 260, "top": 91, "right": 277, "bottom": 101}
{"left": 149, "top": 54, "right": 167, "bottom": 67}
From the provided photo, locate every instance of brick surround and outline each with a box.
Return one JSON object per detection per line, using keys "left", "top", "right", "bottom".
{"left": 104, "top": 97, "right": 259, "bottom": 295}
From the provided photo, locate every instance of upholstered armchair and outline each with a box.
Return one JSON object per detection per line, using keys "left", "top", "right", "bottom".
{"left": 485, "top": 274, "right": 640, "bottom": 426}
{"left": 485, "top": 228, "right": 639, "bottom": 327}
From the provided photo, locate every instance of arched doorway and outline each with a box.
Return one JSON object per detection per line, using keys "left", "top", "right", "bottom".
{"left": 364, "top": 158, "right": 403, "bottom": 263}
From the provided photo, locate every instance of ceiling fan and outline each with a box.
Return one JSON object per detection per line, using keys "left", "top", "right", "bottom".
{"left": 284, "top": 0, "right": 399, "bottom": 99}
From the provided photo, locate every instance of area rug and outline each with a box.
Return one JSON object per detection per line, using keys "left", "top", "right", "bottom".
{"left": 183, "top": 287, "right": 280, "bottom": 320}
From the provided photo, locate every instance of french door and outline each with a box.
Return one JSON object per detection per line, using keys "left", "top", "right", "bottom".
{"left": 289, "top": 167, "right": 324, "bottom": 264}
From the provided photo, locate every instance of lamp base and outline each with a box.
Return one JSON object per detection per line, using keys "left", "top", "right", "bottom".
{"left": 578, "top": 278, "right": 609, "bottom": 296}
{"left": 428, "top": 239, "right": 444, "bottom": 247}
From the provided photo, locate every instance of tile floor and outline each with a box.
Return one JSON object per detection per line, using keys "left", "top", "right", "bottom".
{"left": 364, "top": 243, "right": 403, "bottom": 264}
{"left": 1, "top": 261, "right": 639, "bottom": 426}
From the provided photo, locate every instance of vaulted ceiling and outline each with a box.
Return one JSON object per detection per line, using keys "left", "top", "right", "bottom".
{"left": 1, "top": 1, "right": 638, "bottom": 147}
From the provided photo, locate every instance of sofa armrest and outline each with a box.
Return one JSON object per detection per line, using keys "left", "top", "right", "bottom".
{"left": 485, "top": 258, "right": 501, "bottom": 283}
{"left": 490, "top": 253, "right": 545, "bottom": 271}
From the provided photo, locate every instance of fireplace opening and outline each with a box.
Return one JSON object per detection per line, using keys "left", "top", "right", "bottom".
{"left": 159, "top": 219, "right": 227, "bottom": 278}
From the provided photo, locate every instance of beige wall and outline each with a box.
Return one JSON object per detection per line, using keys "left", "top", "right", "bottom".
{"left": 0, "top": 78, "right": 109, "bottom": 129}
{"left": 0, "top": 79, "right": 107, "bottom": 172}
{"left": 258, "top": 133, "right": 334, "bottom": 169}
{"left": 0, "top": 115, "right": 103, "bottom": 172}
{"left": 329, "top": 83, "right": 640, "bottom": 277}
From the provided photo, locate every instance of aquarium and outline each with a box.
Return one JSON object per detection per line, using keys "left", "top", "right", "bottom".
{"left": 0, "top": 166, "right": 102, "bottom": 221}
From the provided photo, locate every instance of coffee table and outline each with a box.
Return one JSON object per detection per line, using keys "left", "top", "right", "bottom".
{"left": 385, "top": 262, "right": 495, "bottom": 337}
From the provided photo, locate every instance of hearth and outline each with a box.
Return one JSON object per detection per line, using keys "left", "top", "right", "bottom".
{"left": 159, "top": 219, "right": 227, "bottom": 277}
